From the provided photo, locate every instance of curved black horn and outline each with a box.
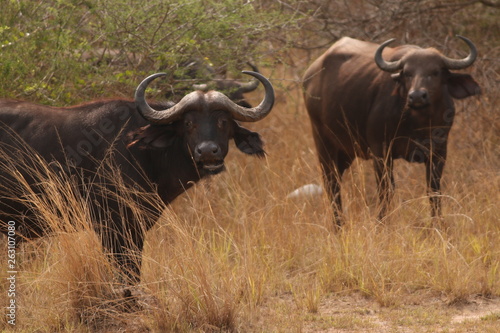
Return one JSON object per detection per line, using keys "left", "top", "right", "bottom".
{"left": 236, "top": 77, "right": 260, "bottom": 93}
{"left": 236, "top": 64, "right": 261, "bottom": 93}
{"left": 135, "top": 73, "right": 200, "bottom": 124}
{"left": 210, "top": 71, "right": 275, "bottom": 122}
{"left": 136, "top": 71, "right": 274, "bottom": 124}
{"left": 374, "top": 38, "right": 403, "bottom": 72}
{"left": 441, "top": 35, "right": 477, "bottom": 70}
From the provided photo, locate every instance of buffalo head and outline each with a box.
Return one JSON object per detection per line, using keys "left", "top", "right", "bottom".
{"left": 192, "top": 63, "right": 261, "bottom": 108}
{"left": 375, "top": 35, "right": 480, "bottom": 110}
{"left": 133, "top": 71, "right": 274, "bottom": 175}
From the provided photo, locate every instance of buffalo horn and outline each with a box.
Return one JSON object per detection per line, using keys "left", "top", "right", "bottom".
{"left": 135, "top": 71, "right": 274, "bottom": 124}
{"left": 441, "top": 35, "right": 477, "bottom": 70}
{"left": 237, "top": 63, "right": 260, "bottom": 93}
{"left": 192, "top": 69, "right": 259, "bottom": 93}
{"left": 235, "top": 74, "right": 260, "bottom": 93}
{"left": 210, "top": 71, "right": 274, "bottom": 122}
{"left": 135, "top": 73, "right": 202, "bottom": 124}
{"left": 374, "top": 38, "right": 403, "bottom": 72}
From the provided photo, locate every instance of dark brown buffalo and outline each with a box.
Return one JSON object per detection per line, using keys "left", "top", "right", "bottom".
{"left": 173, "top": 62, "right": 261, "bottom": 108}
{"left": 79, "top": 50, "right": 261, "bottom": 107}
{"left": 0, "top": 71, "right": 274, "bottom": 283}
{"left": 303, "top": 36, "right": 480, "bottom": 225}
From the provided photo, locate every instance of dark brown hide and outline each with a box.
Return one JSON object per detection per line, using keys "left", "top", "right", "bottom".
{"left": 303, "top": 37, "right": 480, "bottom": 225}
{"left": 0, "top": 71, "right": 274, "bottom": 283}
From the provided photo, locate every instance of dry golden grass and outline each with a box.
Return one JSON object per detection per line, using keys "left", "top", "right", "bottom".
{"left": 1, "top": 52, "right": 499, "bottom": 332}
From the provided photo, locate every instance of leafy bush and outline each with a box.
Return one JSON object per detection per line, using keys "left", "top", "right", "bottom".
{"left": 0, "top": 0, "right": 305, "bottom": 104}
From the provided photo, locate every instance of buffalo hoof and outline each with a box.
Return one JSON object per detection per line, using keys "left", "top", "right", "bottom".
{"left": 333, "top": 215, "right": 344, "bottom": 230}
{"left": 114, "top": 286, "right": 160, "bottom": 313}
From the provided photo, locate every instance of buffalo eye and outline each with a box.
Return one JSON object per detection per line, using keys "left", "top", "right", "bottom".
{"left": 218, "top": 118, "right": 228, "bottom": 129}
{"left": 184, "top": 119, "right": 193, "bottom": 129}
{"left": 427, "top": 70, "right": 439, "bottom": 79}
{"left": 404, "top": 71, "right": 413, "bottom": 79}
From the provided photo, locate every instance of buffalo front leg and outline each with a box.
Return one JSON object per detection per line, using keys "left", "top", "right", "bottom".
{"left": 318, "top": 151, "right": 352, "bottom": 227}
{"left": 100, "top": 226, "right": 145, "bottom": 285}
{"left": 373, "top": 156, "right": 395, "bottom": 221}
{"left": 426, "top": 152, "right": 446, "bottom": 218}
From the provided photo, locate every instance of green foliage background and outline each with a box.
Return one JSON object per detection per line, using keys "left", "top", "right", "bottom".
{"left": 0, "top": 0, "right": 303, "bottom": 104}
{"left": 1, "top": 0, "right": 498, "bottom": 106}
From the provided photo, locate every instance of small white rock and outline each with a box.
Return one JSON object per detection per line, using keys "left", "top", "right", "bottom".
{"left": 286, "top": 183, "right": 323, "bottom": 199}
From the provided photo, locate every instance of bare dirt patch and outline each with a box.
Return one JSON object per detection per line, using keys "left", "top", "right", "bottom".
{"left": 297, "top": 294, "right": 500, "bottom": 333}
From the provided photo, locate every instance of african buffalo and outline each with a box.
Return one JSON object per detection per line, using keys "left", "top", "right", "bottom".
{"left": 303, "top": 36, "right": 480, "bottom": 225}
{"left": 171, "top": 61, "right": 261, "bottom": 108}
{"left": 0, "top": 71, "right": 274, "bottom": 283}
{"left": 79, "top": 50, "right": 260, "bottom": 107}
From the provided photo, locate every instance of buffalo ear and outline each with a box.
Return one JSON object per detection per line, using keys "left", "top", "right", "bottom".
{"left": 126, "top": 124, "right": 176, "bottom": 149}
{"left": 447, "top": 73, "right": 481, "bottom": 99}
{"left": 232, "top": 122, "right": 265, "bottom": 157}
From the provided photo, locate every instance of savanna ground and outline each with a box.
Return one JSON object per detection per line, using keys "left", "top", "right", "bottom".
{"left": 1, "top": 1, "right": 499, "bottom": 332}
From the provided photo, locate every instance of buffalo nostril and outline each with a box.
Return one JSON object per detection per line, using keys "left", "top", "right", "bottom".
{"left": 408, "top": 90, "right": 428, "bottom": 106}
{"left": 195, "top": 142, "right": 220, "bottom": 158}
